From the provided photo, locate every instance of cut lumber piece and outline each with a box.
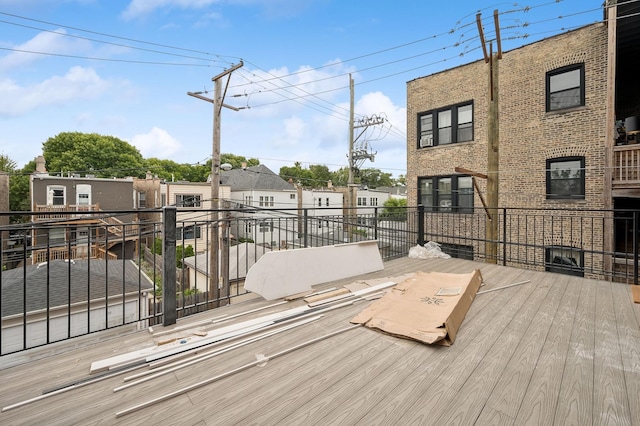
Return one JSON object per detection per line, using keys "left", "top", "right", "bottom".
{"left": 115, "top": 325, "right": 361, "bottom": 418}
{"left": 304, "top": 288, "right": 350, "bottom": 303}
{"left": 632, "top": 285, "right": 640, "bottom": 303}
{"left": 244, "top": 240, "right": 384, "bottom": 300}
{"left": 307, "top": 281, "right": 397, "bottom": 308}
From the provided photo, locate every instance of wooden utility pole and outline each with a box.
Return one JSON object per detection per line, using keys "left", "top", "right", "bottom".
{"left": 188, "top": 61, "right": 243, "bottom": 304}
{"left": 347, "top": 74, "right": 356, "bottom": 238}
{"left": 477, "top": 11, "right": 501, "bottom": 264}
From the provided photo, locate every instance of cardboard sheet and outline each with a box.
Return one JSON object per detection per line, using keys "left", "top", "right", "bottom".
{"left": 351, "top": 269, "right": 483, "bottom": 346}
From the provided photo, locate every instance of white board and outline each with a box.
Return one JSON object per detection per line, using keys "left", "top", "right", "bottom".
{"left": 244, "top": 240, "right": 384, "bottom": 300}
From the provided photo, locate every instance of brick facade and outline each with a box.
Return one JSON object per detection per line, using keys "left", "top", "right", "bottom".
{"left": 406, "top": 23, "right": 610, "bottom": 276}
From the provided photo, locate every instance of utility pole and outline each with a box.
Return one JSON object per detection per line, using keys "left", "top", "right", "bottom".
{"left": 346, "top": 74, "right": 383, "bottom": 240}
{"left": 188, "top": 61, "right": 243, "bottom": 305}
{"left": 477, "top": 11, "right": 502, "bottom": 264}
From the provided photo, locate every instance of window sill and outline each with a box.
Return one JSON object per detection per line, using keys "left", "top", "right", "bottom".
{"left": 417, "top": 140, "right": 475, "bottom": 150}
{"left": 544, "top": 105, "right": 587, "bottom": 116}
{"left": 544, "top": 198, "right": 586, "bottom": 204}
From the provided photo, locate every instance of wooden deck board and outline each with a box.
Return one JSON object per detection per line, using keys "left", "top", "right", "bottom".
{"left": 610, "top": 283, "right": 640, "bottom": 425}
{"left": 553, "top": 276, "right": 596, "bottom": 426}
{"left": 513, "top": 275, "right": 578, "bottom": 426}
{"left": 1, "top": 258, "right": 639, "bottom": 425}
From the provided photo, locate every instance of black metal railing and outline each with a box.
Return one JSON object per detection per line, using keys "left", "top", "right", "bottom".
{"left": 1, "top": 205, "right": 638, "bottom": 356}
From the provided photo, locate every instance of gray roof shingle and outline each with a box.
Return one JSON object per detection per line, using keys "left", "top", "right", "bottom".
{"left": 220, "top": 164, "right": 294, "bottom": 191}
{"left": 1, "top": 259, "right": 154, "bottom": 317}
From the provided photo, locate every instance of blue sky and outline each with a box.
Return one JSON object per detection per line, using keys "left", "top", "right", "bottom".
{"left": 0, "top": 0, "right": 603, "bottom": 178}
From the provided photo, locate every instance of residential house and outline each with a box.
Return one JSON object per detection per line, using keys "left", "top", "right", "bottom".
{"left": 30, "top": 157, "right": 140, "bottom": 264}
{"left": 221, "top": 164, "right": 296, "bottom": 248}
{"left": 406, "top": 3, "right": 640, "bottom": 276}
{"left": 182, "top": 242, "right": 270, "bottom": 295}
{"left": 159, "top": 180, "right": 231, "bottom": 252}
{"left": 0, "top": 259, "right": 153, "bottom": 355}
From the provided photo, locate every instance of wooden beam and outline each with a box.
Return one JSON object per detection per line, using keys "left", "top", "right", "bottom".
{"left": 455, "top": 166, "right": 488, "bottom": 180}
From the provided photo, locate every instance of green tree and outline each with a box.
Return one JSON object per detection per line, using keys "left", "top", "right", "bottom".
{"left": 0, "top": 154, "right": 17, "bottom": 172}
{"left": 219, "top": 153, "right": 260, "bottom": 170}
{"left": 145, "top": 158, "right": 209, "bottom": 182}
{"left": 176, "top": 244, "right": 195, "bottom": 268}
{"left": 381, "top": 197, "right": 408, "bottom": 219}
{"left": 43, "top": 132, "right": 146, "bottom": 178}
{"left": 279, "top": 162, "right": 314, "bottom": 187}
{"left": 357, "top": 168, "right": 394, "bottom": 189}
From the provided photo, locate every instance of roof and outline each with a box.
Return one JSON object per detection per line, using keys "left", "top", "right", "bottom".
{"left": 1, "top": 257, "right": 639, "bottom": 424}
{"left": 1, "top": 259, "right": 154, "bottom": 317}
{"left": 220, "top": 164, "right": 294, "bottom": 191}
{"left": 182, "top": 242, "right": 271, "bottom": 281}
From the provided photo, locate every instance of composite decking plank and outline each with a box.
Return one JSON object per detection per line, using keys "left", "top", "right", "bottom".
{"left": 227, "top": 330, "right": 399, "bottom": 425}
{"left": 553, "top": 276, "right": 596, "bottom": 426}
{"left": 513, "top": 275, "right": 579, "bottom": 426}
{"left": 278, "top": 338, "right": 425, "bottom": 426}
{"left": 2, "top": 258, "right": 639, "bottom": 425}
{"left": 420, "top": 270, "right": 562, "bottom": 425}
{"left": 593, "top": 281, "right": 633, "bottom": 426}
{"left": 356, "top": 268, "right": 537, "bottom": 425}
{"left": 185, "top": 326, "right": 380, "bottom": 425}
{"left": 610, "top": 283, "right": 640, "bottom": 426}
{"left": 482, "top": 272, "right": 567, "bottom": 418}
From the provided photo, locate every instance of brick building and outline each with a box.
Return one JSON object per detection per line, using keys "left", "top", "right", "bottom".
{"left": 406, "top": 2, "right": 640, "bottom": 277}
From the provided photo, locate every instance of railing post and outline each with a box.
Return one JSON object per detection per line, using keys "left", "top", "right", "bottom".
{"left": 374, "top": 207, "right": 379, "bottom": 240}
{"left": 417, "top": 205, "right": 425, "bottom": 246}
{"left": 502, "top": 208, "right": 507, "bottom": 266}
{"left": 162, "top": 206, "right": 177, "bottom": 326}
{"left": 634, "top": 210, "right": 639, "bottom": 285}
{"left": 303, "top": 208, "right": 309, "bottom": 248}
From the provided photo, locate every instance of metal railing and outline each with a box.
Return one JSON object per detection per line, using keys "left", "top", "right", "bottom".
{"left": 1, "top": 205, "right": 638, "bottom": 356}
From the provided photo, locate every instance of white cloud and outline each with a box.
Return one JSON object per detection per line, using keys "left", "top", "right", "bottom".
{"left": 0, "top": 66, "right": 112, "bottom": 116}
{"left": 121, "top": 0, "right": 220, "bottom": 20}
{"left": 130, "top": 127, "right": 182, "bottom": 158}
{"left": 0, "top": 29, "right": 91, "bottom": 71}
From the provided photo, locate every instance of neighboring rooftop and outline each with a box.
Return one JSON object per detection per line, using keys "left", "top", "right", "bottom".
{"left": 220, "top": 164, "right": 294, "bottom": 191}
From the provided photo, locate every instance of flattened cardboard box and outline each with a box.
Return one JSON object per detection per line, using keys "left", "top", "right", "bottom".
{"left": 351, "top": 269, "right": 483, "bottom": 346}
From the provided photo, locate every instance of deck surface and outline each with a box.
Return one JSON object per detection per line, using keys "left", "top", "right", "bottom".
{"left": 1, "top": 257, "right": 639, "bottom": 425}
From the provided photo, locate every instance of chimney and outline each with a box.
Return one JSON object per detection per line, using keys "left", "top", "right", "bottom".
{"left": 327, "top": 180, "right": 333, "bottom": 189}
{"left": 35, "top": 155, "right": 47, "bottom": 173}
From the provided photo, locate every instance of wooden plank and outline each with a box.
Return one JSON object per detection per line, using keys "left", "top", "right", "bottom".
{"left": 631, "top": 285, "right": 640, "bottom": 303}
{"left": 303, "top": 288, "right": 350, "bottom": 303}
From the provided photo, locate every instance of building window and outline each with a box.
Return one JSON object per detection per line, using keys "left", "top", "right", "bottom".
{"left": 318, "top": 198, "right": 322, "bottom": 207}
{"left": 245, "top": 195, "right": 253, "bottom": 206}
{"left": 138, "top": 192, "right": 146, "bottom": 208}
{"left": 326, "top": 198, "right": 329, "bottom": 207}
{"left": 546, "top": 63, "right": 585, "bottom": 112}
{"left": 418, "top": 101, "right": 473, "bottom": 148}
{"left": 357, "top": 197, "right": 367, "bottom": 206}
{"left": 259, "top": 196, "right": 264, "bottom": 207}
{"left": 418, "top": 175, "right": 473, "bottom": 213}
{"left": 47, "top": 186, "right": 66, "bottom": 206}
{"left": 370, "top": 197, "right": 378, "bottom": 206}
{"left": 269, "top": 196, "right": 274, "bottom": 207}
{"left": 175, "top": 194, "right": 201, "bottom": 207}
{"left": 177, "top": 225, "right": 201, "bottom": 240}
{"left": 259, "top": 221, "right": 273, "bottom": 232}
{"left": 290, "top": 194, "right": 296, "bottom": 200}
{"left": 439, "top": 243, "right": 474, "bottom": 260}
{"left": 244, "top": 221, "right": 253, "bottom": 233}
{"left": 546, "top": 157, "right": 585, "bottom": 199}
{"left": 545, "top": 246, "right": 584, "bottom": 277}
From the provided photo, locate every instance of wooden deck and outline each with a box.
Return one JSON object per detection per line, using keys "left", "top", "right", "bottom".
{"left": 1, "top": 257, "right": 639, "bottom": 425}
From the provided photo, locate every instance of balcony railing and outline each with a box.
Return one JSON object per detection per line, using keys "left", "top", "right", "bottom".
{"left": 2, "top": 205, "right": 639, "bottom": 356}
{"left": 614, "top": 144, "right": 640, "bottom": 185}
